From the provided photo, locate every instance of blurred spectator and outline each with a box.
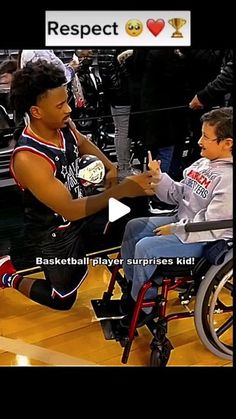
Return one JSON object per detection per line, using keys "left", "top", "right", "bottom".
{"left": 0, "top": 59, "right": 17, "bottom": 88}
{"left": 97, "top": 49, "right": 136, "bottom": 179}
{"left": 71, "top": 49, "right": 102, "bottom": 137}
{"left": 19, "top": 50, "right": 78, "bottom": 82}
{"left": 189, "top": 49, "right": 233, "bottom": 109}
{"left": 73, "top": 49, "right": 101, "bottom": 110}
{"left": 0, "top": 59, "right": 17, "bottom": 112}
{"left": 132, "top": 48, "right": 188, "bottom": 175}
{"left": 180, "top": 49, "right": 225, "bottom": 165}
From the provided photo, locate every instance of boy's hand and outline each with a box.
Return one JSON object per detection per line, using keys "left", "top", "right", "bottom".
{"left": 148, "top": 150, "right": 162, "bottom": 187}
{"left": 153, "top": 224, "right": 173, "bottom": 236}
{"left": 148, "top": 150, "right": 161, "bottom": 171}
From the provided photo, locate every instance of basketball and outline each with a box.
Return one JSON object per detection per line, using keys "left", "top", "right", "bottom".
{"left": 78, "top": 154, "right": 105, "bottom": 187}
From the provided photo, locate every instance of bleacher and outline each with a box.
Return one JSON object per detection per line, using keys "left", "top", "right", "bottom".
{"left": 0, "top": 50, "right": 18, "bottom": 63}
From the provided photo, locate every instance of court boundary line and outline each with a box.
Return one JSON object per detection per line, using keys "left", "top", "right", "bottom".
{"left": 0, "top": 336, "right": 97, "bottom": 366}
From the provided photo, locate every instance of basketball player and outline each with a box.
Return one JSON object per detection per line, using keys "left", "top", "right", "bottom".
{"left": 0, "top": 61, "right": 154, "bottom": 311}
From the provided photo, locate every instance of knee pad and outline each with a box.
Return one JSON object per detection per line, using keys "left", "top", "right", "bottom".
{"left": 30, "top": 279, "right": 77, "bottom": 310}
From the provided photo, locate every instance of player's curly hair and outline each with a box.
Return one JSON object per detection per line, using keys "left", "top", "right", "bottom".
{"left": 10, "top": 60, "right": 66, "bottom": 116}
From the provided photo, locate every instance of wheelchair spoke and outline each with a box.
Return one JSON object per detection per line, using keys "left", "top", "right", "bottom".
{"left": 194, "top": 252, "right": 233, "bottom": 361}
{"left": 216, "top": 316, "right": 233, "bottom": 338}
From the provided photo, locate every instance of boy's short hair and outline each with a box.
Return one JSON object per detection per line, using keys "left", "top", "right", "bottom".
{"left": 200, "top": 107, "right": 233, "bottom": 140}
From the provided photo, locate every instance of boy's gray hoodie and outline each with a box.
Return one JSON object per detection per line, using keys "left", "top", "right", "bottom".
{"left": 155, "top": 157, "right": 233, "bottom": 243}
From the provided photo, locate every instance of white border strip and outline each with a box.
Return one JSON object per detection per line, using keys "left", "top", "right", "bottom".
{"left": 0, "top": 336, "right": 97, "bottom": 366}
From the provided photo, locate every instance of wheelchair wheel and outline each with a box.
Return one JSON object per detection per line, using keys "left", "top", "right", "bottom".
{"left": 150, "top": 338, "right": 172, "bottom": 367}
{"left": 194, "top": 249, "right": 233, "bottom": 361}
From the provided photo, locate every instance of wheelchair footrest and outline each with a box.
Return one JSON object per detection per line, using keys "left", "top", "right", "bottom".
{"left": 99, "top": 319, "right": 139, "bottom": 346}
{"left": 91, "top": 299, "right": 124, "bottom": 319}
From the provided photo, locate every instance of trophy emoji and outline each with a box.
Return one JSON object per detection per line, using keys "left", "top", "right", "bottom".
{"left": 168, "top": 18, "right": 186, "bottom": 38}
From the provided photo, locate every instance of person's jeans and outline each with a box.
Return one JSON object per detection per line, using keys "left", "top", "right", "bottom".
{"left": 154, "top": 145, "right": 175, "bottom": 174}
{"left": 110, "top": 105, "right": 131, "bottom": 170}
{"left": 121, "top": 216, "right": 207, "bottom": 313}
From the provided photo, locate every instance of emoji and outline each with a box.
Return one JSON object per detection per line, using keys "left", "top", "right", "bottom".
{"left": 168, "top": 18, "right": 186, "bottom": 38}
{"left": 125, "top": 19, "right": 143, "bottom": 37}
{"left": 146, "top": 19, "right": 165, "bottom": 36}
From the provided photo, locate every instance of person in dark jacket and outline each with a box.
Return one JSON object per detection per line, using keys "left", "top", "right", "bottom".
{"left": 136, "top": 48, "right": 188, "bottom": 175}
{"left": 174, "top": 49, "right": 224, "bottom": 169}
{"left": 74, "top": 49, "right": 101, "bottom": 111}
{"left": 189, "top": 49, "right": 233, "bottom": 109}
{"left": 71, "top": 49, "right": 102, "bottom": 137}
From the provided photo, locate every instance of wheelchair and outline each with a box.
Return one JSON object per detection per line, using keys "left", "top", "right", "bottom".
{"left": 91, "top": 219, "right": 233, "bottom": 366}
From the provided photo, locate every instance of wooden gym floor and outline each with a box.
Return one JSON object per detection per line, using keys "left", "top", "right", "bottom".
{"left": 0, "top": 258, "right": 232, "bottom": 367}
{"left": 0, "top": 187, "right": 232, "bottom": 366}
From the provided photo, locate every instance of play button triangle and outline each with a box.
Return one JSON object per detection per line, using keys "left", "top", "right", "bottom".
{"left": 108, "top": 198, "right": 131, "bottom": 222}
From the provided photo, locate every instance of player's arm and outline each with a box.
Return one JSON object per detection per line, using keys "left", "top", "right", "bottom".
{"left": 13, "top": 152, "right": 154, "bottom": 221}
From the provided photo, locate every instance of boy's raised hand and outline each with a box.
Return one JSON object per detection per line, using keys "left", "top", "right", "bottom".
{"left": 147, "top": 151, "right": 162, "bottom": 185}
{"left": 148, "top": 150, "right": 161, "bottom": 171}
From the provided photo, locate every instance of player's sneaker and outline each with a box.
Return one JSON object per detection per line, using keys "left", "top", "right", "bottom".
{"left": 0, "top": 255, "right": 17, "bottom": 289}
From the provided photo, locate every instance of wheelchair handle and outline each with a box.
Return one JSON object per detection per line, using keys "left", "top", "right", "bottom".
{"left": 184, "top": 219, "right": 233, "bottom": 232}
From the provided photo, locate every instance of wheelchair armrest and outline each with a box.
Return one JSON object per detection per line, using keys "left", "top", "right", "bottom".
{"left": 185, "top": 219, "right": 232, "bottom": 232}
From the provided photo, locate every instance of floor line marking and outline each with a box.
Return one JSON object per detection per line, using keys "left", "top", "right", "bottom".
{"left": 0, "top": 336, "right": 97, "bottom": 366}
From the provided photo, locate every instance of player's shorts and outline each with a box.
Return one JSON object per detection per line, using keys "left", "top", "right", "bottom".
{"left": 11, "top": 196, "right": 150, "bottom": 297}
{"left": 37, "top": 221, "right": 88, "bottom": 298}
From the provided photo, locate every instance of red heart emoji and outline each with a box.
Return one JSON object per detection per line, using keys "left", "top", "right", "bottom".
{"left": 146, "top": 19, "right": 165, "bottom": 36}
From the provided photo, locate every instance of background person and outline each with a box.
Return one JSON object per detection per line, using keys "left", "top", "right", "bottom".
{"left": 189, "top": 49, "right": 233, "bottom": 110}
{"left": 97, "top": 48, "right": 137, "bottom": 179}
{"left": 0, "top": 59, "right": 17, "bottom": 88}
{"left": 0, "top": 59, "right": 17, "bottom": 112}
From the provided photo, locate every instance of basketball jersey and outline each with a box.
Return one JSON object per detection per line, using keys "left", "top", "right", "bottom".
{"left": 11, "top": 126, "right": 85, "bottom": 232}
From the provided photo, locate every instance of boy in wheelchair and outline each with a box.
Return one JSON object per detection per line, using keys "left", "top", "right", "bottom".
{"left": 119, "top": 107, "right": 233, "bottom": 327}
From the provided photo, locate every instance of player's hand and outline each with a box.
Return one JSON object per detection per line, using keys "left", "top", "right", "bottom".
{"left": 121, "top": 171, "right": 155, "bottom": 197}
{"left": 67, "top": 118, "right": 77, "bottom": 132}
{"left": 105, "top": 165, "right": 118, "bottom": 188}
